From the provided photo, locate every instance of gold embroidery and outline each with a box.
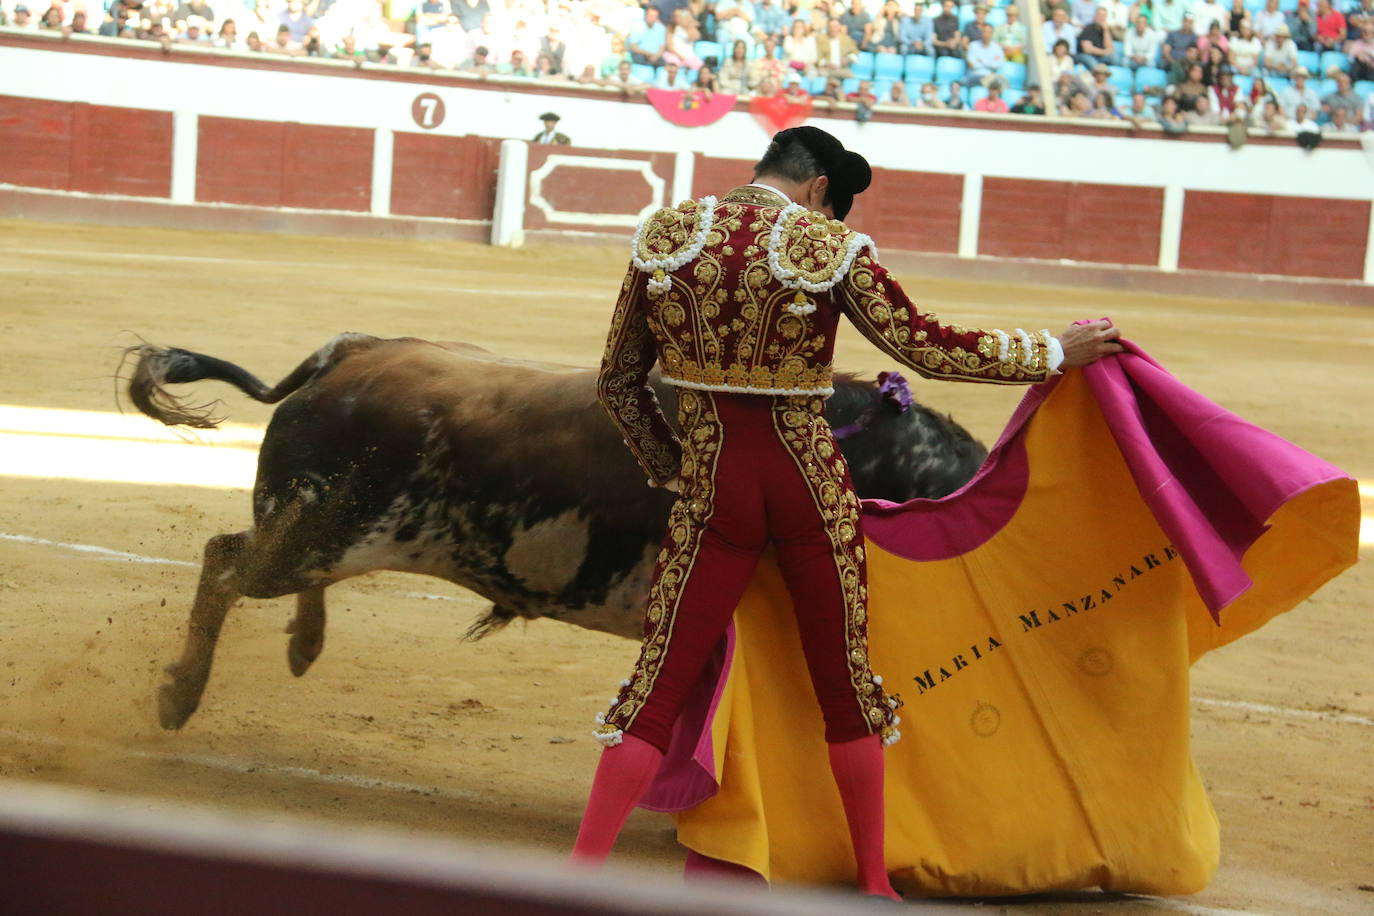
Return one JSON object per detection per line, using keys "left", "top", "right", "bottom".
{"left": 770, "top": 396, "right": 901, "bottom": 741}
{"left": 772, "top": 206, "right": 858, "bottom": 290}
{"left": 839, "top": 254, "right": 1050, "bottom": 385}
{"left": 662, "top": 356, "right": 833, "bottom": 394}
{"left": 597, "top": 267, "right": 682, "bottom": 485}
{"left": 722, "top": 185, "right": 789, "bottom": 207}
{"left": 600, "top": 390, "right": 725, "bottom": 735}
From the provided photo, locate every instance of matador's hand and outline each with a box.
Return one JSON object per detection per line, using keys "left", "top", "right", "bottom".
{"left": 663, "top": 477, "right": 682, "bottom": 493}
{"left": 1058, "top": 319, "right": 1124, "bottom": 370}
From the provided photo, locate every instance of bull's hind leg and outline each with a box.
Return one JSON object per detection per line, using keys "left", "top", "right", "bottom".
{"left": 285, "top": 586, "right": 326, "bottom": 677}
{"left": 158, "top": 532, "right": 247, "bottom": 730}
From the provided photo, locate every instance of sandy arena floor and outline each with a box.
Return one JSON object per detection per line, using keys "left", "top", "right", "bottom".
{"left": 0, "top": 219, "right": 1369, "bottom": 914}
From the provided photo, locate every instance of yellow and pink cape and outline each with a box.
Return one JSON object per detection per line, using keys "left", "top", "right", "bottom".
{"left": 639, "top": 344, "right": 1359, "bottom": 897}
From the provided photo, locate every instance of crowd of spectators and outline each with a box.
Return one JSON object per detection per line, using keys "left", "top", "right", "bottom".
{"left": 3, "top": 0, "right": 1371, "bottom": 133}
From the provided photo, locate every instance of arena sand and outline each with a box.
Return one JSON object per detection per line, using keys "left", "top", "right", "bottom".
{"left": 0, "top": 219, "right": 1369, "bottom": 914}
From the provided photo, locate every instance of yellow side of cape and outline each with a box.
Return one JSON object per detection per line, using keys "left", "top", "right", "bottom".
{"left": 674, "top": 372, "right": 1358, "bottom": 897}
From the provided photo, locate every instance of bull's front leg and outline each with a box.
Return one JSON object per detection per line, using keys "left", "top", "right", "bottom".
{"left": 158, "top": 531, "right": 247, "bottom": 730}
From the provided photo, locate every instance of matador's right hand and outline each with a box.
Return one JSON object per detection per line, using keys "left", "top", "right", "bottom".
{"left": 1059, "top": 319, "right": 1125, "bottom": 370}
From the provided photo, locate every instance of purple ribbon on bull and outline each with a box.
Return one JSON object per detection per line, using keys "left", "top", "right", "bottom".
{"left": 832, "top": 371, "right": 913, "bottom": 440}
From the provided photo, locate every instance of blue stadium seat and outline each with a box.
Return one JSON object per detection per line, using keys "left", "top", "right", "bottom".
{"left": 1266, "top": 75, "right": 1291, "bottom": 92}
{"left": 968, "top": 85, "right": 990, "bottom": 107}
{"left": 853, "top": 51, "right": 876, "bottom": 78}
{"left": 999, "top": 61, "right": 1026, "bottom": 89}
{"left": 1243, "top": 0, "right": 1265, "bottom": 10}
{"left": 807, "top": 75, "right": 828, "bottom": 93}
{"left": 1357, "top": 80, "right": 1374, "bottom": 98}
{"left": 1319, "top": 51, "right": 1350, "bottom": 76}
{"left": 935, "top": 56, "right": 966, "bottom": 81}
{"left": 842, "top": 77, "right": 862, "bottom": 95}
{"left": 1234, "top": 74, "right": 1254, "bottom": 96}
{"left": 874, "top": 78, "right": 896, "bottom": 100}
{"left": 1278, "top": 0, "right": 1299, "bottom": 10}
{"left": 1318, "top": 77, "right": 1338, "bottom": 96}
{"left": 631, "top": 63, "right": 656, "bottom": 83}
{"left": 1297, "top": 49, "right": 1320, "bottom": 74}
{"left": 958, "top": 6, "right": 975, "bottom": 27}
{"left": 1134, "top": 66, "right": 1168, "bottom": 92}
{"left": 1108, "top": 65, "right": 1133, "bottom": 93}
{"left": 904, "top": 80, "right": 926, "bottom": 100}
{"left": 693, "top": 40, "right": 723, "bottom": 63}
{"left": 987, "top": 8, "right": 1007, "bottom": 27}
{"left": 904, "top": 54, "right": 936, "bottom": 81}
{"left": 875, "top": 52, "right": 904, "bottom": 80}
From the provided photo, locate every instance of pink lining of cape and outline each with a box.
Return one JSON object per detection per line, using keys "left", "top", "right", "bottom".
{"left": 641, "top": 342, "right": 1353, "bottom": 811}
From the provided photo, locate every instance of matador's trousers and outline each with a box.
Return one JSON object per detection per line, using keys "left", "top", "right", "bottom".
{"left": 597, "top": 390, "right": 901, "bottom": 753}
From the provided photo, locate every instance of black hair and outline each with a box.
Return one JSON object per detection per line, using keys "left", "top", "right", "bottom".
{"left": 752, "top": 126, "right": 872, "bottom": 219}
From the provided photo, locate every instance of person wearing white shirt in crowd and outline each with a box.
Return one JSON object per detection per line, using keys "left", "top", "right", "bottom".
{"left": 966, "top": 22, "right": 1007, "bottom": 81}
{"left": 1124, "top": 14, "right": 1162, "bottom": 67}
{"left": 1047, "top": 37, "right": 1078, "bottom": 83}
{"left": 1253, "top": 0, "right": 1285, "bottom": 38}
{"left": 1229, "top": 21, "right": 1261, "bottom": 73}
{"left": 1069, "top": 0, "right": 1098, "bottom": 27}
{"left": 1326, "top": 106, "right": 1359, "bottom": 132}
{"left": 784, "top": 18, "right": 819, "bottom": 72}
{"left": 1152, "top": 0, "right": 1189, "bottom": 33}
{"left": 1288, "top": 102, "right": 1319, "bottom": 132}
{"left": 1191, "top": 0, "right": 1227, "bottom": 36}
{"left": 714, "top": 0, "right": 755, "bottom": 44}
{"left": 428, "top": 15, "right": 470, "bottom": 69}
{"left": 1043, "top": 7, "right": 1080, "bottom": 52}
{"left": 1102, "top": 0, "right": 1131, "bottom": 39}
{"left": 655, "top": 59, "right": 691, "bottom": 89}
{"left": 1279, "top": 66, "right": 1320, "bottom": 115}
{"left": 993, "top": 4, "right": 1027, "bottom": 61}
{"left": 1263, "top": 23, "right": 1297, "bottom": 75}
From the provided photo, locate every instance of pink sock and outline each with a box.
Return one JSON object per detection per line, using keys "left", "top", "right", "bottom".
{"left": 570, "top": 734, "right": 664, "bottom": 863}
{"left": 828, "top": 734, "right": 900, "bottom": 900}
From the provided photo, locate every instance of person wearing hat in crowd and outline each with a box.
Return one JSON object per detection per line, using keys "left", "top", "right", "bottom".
{"left": 1279, "top": 65, "right": 1320, "bottom": 113}
{"left": 575, "top": 125, "right": 1123, "bottom": 899}
{"left": 10, "top": 4, "right": 35, "bottom": 28}
{"left": 532, "top": 112, "right": 570, "bottom": 145}
{"left": 1263, "top": 23, "right": 1299, "bottom": 76}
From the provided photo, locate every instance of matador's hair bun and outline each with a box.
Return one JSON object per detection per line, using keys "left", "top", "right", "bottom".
{"left": 771, "top": 126, "right": 872, "bottom": 220}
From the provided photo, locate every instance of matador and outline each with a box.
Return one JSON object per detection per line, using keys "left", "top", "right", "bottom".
{"left": 571, "top": 126, "right": 1122, "bottom": 899}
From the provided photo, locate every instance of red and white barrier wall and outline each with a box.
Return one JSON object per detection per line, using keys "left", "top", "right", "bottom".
{"left": 2, "top": 29, "right": 1372, "bottom": 299}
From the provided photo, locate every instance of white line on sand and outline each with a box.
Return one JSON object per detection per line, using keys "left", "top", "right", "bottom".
{"left": 1192, "top": 697, "right": 1374, "bottom": 728}
{"left": 4, "top": 532, "right": 1371, "bottom": 731}
{"left": 1136, "top": 899, "right": 1275, "bottom": 916}
{"left": 0, "top": 532, "right": 198, "bottom": 568}
{"left": 0, "top": 727, "right": 472, "bottom": 801}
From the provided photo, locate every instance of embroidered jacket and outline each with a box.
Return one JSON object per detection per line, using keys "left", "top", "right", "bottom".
{"left": 597, "top": 185, "right": 1061, "bottom": 486}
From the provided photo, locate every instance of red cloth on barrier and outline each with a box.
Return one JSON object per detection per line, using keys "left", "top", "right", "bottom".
{"left": 645, "top": 89, "right": 738, "bottom": 127}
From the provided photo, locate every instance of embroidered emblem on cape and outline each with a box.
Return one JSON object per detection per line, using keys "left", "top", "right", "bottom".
{"left": 767, "top": 203, "right": 874, "bottom": 296}
{"left": 631, "top": 196, "right": 719, "bottom": 295}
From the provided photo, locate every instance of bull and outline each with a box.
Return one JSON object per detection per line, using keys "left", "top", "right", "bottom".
{"left": 123, "top": 334, "right": 986, "bottom": 730}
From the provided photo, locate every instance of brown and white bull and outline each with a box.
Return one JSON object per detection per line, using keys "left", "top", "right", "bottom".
{"left": 124, "top": 335, "right": 986, "bottom": 730}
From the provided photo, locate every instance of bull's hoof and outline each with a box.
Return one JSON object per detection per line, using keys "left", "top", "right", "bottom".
{"left": 287, "top": 634, "right": 323, "bottom": 677}
{"left": 157, "top": 681, "right": 201, "bottom": 730}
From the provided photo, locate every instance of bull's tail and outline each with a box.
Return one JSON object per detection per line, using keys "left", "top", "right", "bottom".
{"left": 123, "top": 332, "right": 379, "bottom": 429}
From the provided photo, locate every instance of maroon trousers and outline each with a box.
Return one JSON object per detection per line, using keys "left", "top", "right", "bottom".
{"left": 598, "top": 390, "right": 898, "bottom": 753}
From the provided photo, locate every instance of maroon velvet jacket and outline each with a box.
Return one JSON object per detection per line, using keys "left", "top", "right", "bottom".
{"left": 598, "top": 185, "right": 1058, "bottom": 486}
